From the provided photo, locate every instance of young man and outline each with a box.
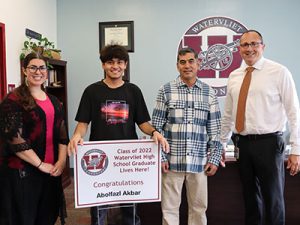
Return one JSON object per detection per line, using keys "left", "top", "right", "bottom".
{"left": 68, "top": 44, "right": 169, "bottom": 225}
{"left": 152, "top": 47, "right": 222, "bottom": 225}
{"left": 221, "top": 30, "right": 300, "bottom": 225}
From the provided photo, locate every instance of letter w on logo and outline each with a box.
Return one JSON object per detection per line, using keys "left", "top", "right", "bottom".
{"left": 83, "top": 154, "right": 107, "bottom": 170}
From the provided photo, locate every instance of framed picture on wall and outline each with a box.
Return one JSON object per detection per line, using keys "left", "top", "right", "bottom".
{"left": 99, "top": 21, "right": 134, "bottom": 52}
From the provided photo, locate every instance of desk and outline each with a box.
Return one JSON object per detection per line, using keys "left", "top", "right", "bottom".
{"left": 138, "top": 161, "right": 300, "bottom": 225}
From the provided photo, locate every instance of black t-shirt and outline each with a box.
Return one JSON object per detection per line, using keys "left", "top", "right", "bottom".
{"left": 75, "top": 80, "right": 151, "bottom": 141}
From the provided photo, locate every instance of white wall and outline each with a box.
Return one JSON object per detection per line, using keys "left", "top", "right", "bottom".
{"left": 0, "top": 0, "right": 57, "bottom": 86}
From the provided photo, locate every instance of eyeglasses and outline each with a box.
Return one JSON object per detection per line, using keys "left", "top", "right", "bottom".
{"left": 178, "top": 58, "right": 197, "bottom": 65}
{"left": 26, "top": 66, "right": 48, "bottom": 73}
{"left": 240, "top": 42, "right": 263, "bottom": 49}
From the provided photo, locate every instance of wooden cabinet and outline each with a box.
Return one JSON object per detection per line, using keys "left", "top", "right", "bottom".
{"left": 46, "top": 59, "right": 71, "bottom": 188}
{"left": 137, "top": 161, "right": 300, "bottom": 225}
{"left": 45, "top": 59, "right": 68, "bottom": 118}
{"left": 21, "top": 58, "right": 71, "bottom": 188}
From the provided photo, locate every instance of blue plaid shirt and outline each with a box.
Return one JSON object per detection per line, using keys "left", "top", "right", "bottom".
{"left": 152, "top": 77, "right": 222, "bottom": 173}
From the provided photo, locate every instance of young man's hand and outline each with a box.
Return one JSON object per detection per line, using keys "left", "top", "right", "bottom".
{"left": 152, "top": 131, "right": 170, "bottom": 153}
{"left": 67, "top": 134, "right": 84, "bottom": 156}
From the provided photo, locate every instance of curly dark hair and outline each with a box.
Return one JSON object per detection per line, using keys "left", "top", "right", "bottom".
{"left": 100, "top": 45, "right": 129, "bottom": 63}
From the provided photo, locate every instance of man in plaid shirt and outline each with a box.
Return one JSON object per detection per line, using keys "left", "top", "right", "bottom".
{"left": 152, "top": 47, "right": 223, "bottom": 225}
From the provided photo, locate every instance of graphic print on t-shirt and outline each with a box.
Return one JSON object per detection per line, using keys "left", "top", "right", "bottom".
{"left": 101, "top": 100, "right": 129, "bottom": 125}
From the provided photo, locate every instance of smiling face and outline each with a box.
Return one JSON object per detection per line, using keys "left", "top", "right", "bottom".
{"left": 177, "top": 52, "right": 200, "bottom": 86}
{"left": 239, "top": 31, "right": 265, "bottom": 66}
{"left": 23, "top": 58, "right": 48, "bottom": 88}
{"left": 102, "top": 58, "right": 127, "bottom": 82}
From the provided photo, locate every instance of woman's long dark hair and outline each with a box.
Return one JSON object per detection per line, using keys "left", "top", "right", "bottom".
{"left": 14, "top": 52, "right": 47, "bottom": 110}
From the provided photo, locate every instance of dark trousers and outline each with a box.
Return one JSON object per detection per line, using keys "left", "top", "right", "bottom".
{"left": 90, "top": 204, "right": 141, "bottom": 225}
{"left": 234, "top": 134, "right": 285, "bottom": 225}
{"left": 0, "top": 167, "right": 62, "bottom": 225}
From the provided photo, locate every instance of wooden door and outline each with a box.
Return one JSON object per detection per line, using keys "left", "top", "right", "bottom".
{"left": 0, "top": 22, "right": 7, "bottom": 100}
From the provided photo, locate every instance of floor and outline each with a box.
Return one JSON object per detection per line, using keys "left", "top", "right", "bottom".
{"left": 54, "top": 177, "right": 122, "bottom": 225}
{"left": 55, "top": 177, "right": 91, "bottom": 225}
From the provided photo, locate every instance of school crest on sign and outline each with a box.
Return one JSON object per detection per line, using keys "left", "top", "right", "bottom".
{"left": 81, "top": 149, "right": 109, "bottom": 176}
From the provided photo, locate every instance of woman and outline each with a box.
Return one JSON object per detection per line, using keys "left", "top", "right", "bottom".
{"left": 0, "top": 52, "right": 69, "bottom": 225}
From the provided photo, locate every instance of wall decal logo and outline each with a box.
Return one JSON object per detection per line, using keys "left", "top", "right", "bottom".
{"left": 179, "top": 16, "right": 248, "bottom": 97}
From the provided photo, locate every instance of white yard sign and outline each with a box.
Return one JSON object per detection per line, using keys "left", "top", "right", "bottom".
{"left": 73, "top": 139, "right": 161, "bottom": 208}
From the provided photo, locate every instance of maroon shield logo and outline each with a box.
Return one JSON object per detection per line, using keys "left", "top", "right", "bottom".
{"left": 81, "top": 149, "right": 109, "bottom": 176}
{"left": 179, "top": 16, "right": 248, "bottom": 97}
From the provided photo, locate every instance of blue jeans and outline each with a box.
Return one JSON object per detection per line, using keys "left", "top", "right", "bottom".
{"left": 90, "top": 204, "right": 141, "bottom": 225}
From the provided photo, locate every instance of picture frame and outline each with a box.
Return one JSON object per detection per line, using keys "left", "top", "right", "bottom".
{"left": 99, "top": 21, "right": 134, "bottom": 52}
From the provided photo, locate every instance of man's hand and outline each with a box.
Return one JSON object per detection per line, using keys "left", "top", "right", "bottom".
{"left": 287, "top": 154, "right": 300, "bottom": 176}
{"left": 204, "top": 163, "right": 218, "bottom": 176}
{"left": 161, "top": 161, "right": 169, "bottom": 173}
{"left": 67, "top": 134, "right": 84, "bottom": 156}
{"left": 152, "top": 131, "right": 170, "bottom": 153}
{"left": 220, "top": 149, "right": 226, "bottom": 168}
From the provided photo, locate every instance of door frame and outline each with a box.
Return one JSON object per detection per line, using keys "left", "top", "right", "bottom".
{"left": 0, "top": 22, "right": 7, "bottom": 100}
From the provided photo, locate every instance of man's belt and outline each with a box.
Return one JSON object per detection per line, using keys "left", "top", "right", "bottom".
{"left": 235, "top": 131, "right": 283, "bottom": 140}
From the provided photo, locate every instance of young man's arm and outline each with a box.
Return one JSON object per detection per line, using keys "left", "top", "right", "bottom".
{"left": 138, "top": 122, "right": 169, "bottom": 153}
{"left": 67, "top": 122, "right": 89, "bottom": 155}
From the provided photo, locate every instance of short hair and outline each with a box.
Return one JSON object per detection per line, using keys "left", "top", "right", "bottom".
{"left": 177, "top": 47, "right": 198, "bottom": 62}
{"left": 100, "top": 45, "right": 129, "bottom": 63}
{"left": 240, "top": 29, "right": 264, "bottom": 44}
